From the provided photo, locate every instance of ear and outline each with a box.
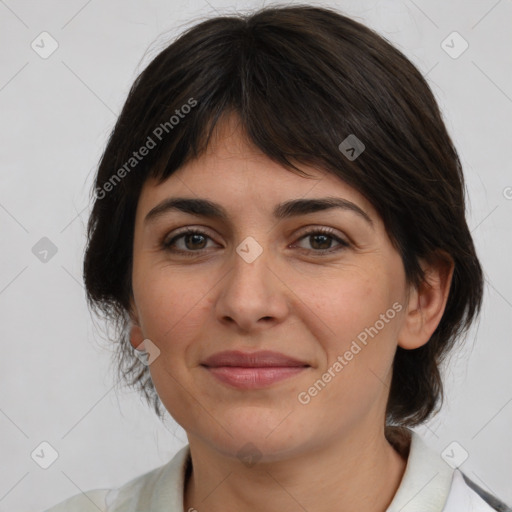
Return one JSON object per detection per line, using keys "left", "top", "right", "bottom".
{"left": 397, "top": 251, "right": 454, "bottom": 350}
{"left": 128, "top": 297, "right": 146, "bottom": 351}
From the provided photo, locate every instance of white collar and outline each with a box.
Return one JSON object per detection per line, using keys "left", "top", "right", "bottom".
{"left": 385, "top": 429, "right": 499, "bottom": 511}
{"left": 385, "top": 429, "right": 454, "bottom": 511}
{"left": 104, "top": 430, "right": 498, "bottom": 512}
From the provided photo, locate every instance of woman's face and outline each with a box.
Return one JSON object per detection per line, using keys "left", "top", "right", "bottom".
{"left": 130, "top": 115, "right": 411, "bottom": 461}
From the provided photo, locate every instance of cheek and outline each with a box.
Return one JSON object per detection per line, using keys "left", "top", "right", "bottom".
{"left": 296, "top": 269, "right": 397, "bottom": 346}
{"left": 296, "top": 269, "right": 401, "bottom": 396}
{"left": 298, "top": 277, "right": 400, "bottom": 423}
{"left": 133, "top": 270, "right": 207, "bottom": 352}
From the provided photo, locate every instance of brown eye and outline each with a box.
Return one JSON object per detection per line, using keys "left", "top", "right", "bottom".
{"left": 293, "top": 228, "right": 349, "bottom": 254}
{"left": 162, "top": 229, "right": 216, "bottom": 255}
{"left": 181, "top": 233, "right": 208, "bottom": 250}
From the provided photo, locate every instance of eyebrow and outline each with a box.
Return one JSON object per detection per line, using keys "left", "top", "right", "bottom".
{"left": 144, "top": 196, "right": 373, "bottom": 227}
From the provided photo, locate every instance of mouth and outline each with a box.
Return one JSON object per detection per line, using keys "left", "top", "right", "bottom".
{"left": 201, "top": 350, "right": 310, "bottom": 389}
{"left": 202, "top": 366, "right": 309, "bottom": 389}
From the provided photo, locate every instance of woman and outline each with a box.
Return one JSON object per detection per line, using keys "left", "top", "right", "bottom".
{"left": 45, "top": 4, "right": 510, "bottom": 512}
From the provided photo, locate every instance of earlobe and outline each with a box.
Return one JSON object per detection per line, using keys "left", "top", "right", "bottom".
{"left": 130, "top": 324, "right": 146, "bottom": 351}
{"left": 128, "top": 297, "right": 145, "bottom": 350}
{"left": 397, "top": 251, "right": 454, "bottom": 350}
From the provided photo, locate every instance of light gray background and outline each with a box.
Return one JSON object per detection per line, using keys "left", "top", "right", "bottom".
{"left": 1, "top": 0, "right": 511, "bottom": 510}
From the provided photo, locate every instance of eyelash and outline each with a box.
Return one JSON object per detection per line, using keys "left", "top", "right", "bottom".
{"left": 160, "top": 227, "right": 350, "bottom": 257}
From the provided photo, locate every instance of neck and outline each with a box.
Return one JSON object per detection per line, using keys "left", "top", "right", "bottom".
{"left": 183, "top": 426, "right": 410, "bottom": 512}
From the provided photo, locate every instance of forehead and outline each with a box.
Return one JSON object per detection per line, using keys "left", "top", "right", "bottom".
{"left": 136, "top": 114, "right": 377, "bottom": 222}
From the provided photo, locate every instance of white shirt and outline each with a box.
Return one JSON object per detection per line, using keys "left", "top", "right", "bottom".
{"left": 44, "top": 430, "right": 509, "bottom": 512}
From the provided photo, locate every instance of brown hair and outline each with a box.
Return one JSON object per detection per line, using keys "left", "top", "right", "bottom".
{"left": 83, "top": 4, "right": 483, "bottom": 427}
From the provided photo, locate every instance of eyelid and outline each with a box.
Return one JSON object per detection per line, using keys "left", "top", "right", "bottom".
{"left": 160, "top": 226, "right": 218, "bottom": 247}
{"left": 294, "top": 224, "right": 346, "bottom": 239}
{"left": 291, "top": 226, "right": 350, "bottom": 250}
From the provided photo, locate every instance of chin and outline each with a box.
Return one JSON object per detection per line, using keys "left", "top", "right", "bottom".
{"left": 211, "top": 434, "right": 306, "bottom": 465}
{"left": 205, "top": 410, "right": 310, "bottom": 460}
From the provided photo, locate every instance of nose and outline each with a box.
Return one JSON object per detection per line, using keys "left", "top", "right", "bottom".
{"left": 214, "top": 241, "right": 290, "bottom": 333}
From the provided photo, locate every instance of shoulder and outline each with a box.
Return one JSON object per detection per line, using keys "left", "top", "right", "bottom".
{"left": 43, "top": 465, "right": 162, "bottom": 512}
{"left": 43, "top": 445, "right": 191, "bottom": 512}
{"left": 443, "top": 469, "right": 512, "bottom": 512}
{"left": 385, "top": 428, "right": 511, "bottom": 512}
{"left": 457, "top": 471, "right": 512, "bottom": 512}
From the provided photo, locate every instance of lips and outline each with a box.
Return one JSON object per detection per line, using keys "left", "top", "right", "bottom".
{"left": 202, "top": 350, "right": 309, "bottom": 368}
{"left": 201, "top": 350, "right": 310, "bottom": 389}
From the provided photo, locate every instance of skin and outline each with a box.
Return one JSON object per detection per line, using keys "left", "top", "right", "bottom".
{"left": 129, "top": 113, "right": 454, "bottom": 512}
